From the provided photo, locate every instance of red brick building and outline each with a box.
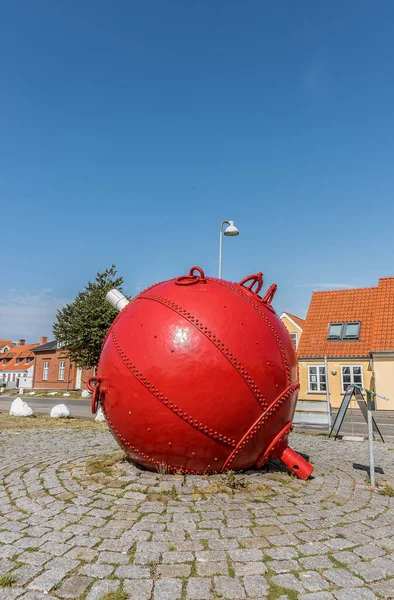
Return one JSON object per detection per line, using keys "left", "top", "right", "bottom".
{"left": 32, "top": 340, "right": 94, "bottom": 390}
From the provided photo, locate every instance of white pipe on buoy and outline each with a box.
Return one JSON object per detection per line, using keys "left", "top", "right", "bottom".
{"left": 106, "top": 289, "right": 130, "bottom": 312}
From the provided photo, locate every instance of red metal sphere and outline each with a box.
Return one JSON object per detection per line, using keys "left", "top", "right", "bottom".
{"left": 91, "top": 267, "right": 313, "bottom": 479}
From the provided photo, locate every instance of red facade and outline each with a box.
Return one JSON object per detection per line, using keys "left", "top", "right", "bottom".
{"left": 33, "top": 343, "right": 93, "bottom": 390}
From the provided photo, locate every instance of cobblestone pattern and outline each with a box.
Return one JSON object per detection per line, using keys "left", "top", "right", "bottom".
{"left": 1, "top": 427, "right": 394, "bottom": 599}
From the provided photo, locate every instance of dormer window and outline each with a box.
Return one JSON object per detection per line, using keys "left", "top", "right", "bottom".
{"left": 328, "top": 322, "right": 361, "bottom": 341}
{"left": 15, "top": 358, "right": 21, "bottom": 365}
{"left": 2, "top": 359, "right": 6, "bottom": 365}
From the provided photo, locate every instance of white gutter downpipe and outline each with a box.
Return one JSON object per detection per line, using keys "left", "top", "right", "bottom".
{"left": 106, "top": 289, "right": 130, "bottom": 312}
{"left": 324, "top": 355, "right": 332, "bottom": 431}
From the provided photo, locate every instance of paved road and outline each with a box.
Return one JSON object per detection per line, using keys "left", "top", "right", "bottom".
{"left": 2, "top": 395, "right": 394, "bottom": 439}
{"left": 298, "top": 409, "right": 394, "bottom": 440}
{"left": 2, "top": 394, "right": 394, "bottom": 440}
{"left": 0, "top": 395, "right": 92, "bottom": 418}
{"left": 0, "top": 426, "right": 393, "bottom": 599}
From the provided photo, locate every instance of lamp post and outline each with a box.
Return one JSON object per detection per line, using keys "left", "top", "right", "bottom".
{"left": 218, "top": 220, "right": 239, "bottom": 279}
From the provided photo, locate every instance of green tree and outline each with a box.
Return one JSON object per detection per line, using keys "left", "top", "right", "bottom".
{"left": 53, "top": 265, "right": 125, "bottom": 369}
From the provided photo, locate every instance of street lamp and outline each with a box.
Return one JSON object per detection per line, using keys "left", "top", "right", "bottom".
{"left": 218, "top": 220, "right": 239, "bottom": 279}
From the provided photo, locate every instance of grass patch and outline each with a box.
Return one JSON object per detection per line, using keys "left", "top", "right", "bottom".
{"left": 86, "top": 452, "right": 126, "bottom": 476}
{"left": 222, "top": 470, "right": 250, "bottom": 491}
{"left": 193, "top": 473, "right": 251, "bottom": 498}
{"left": 0, "top": 412, "right": 106, "bottom": 431}
{"left": 146, "top": 486, "right": 179, "bottom": 502}
{"left": 99, "top": 591, "right": 128, "bottom": 600}
{"left": 227, "top": 556, "right": 235, "bottom": 578}
{"left": 0, "top": 574, "right": 17, "bottom": 587}
{"left": 267, "top": 583, "right": 298, "bottom": 600}
{"left": 127, "top": 542, "right": 137, "bottom": 563}
{"left": 263, "top": 553, "right": 274, "bottom": 562}
{"left": 378, "top": 484, "right": 394, "bottom": 497}
{"left": 328, "top": 553, "right": 348, "bottom": 569}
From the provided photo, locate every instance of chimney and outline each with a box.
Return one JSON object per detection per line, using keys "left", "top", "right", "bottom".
{"left": 18, "top": 339, "right": 25, "bottom": 346}
{"left": 40, "top": 336, "right": 48, "bottom": 345}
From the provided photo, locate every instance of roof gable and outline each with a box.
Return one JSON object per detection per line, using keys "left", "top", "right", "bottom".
{"left": 0, "top": 340, "right": 13, "bottom": 351}
{"left": 298, "top": 277, "right": 394, "bottom": 357}
{"left": 371, "top": 277, "right": 394, "bottom": 352}
{"left": 281, "top": 312, "right": 305, "bottom": 331}
{"left": 0, "top": 343, "right": 39, "bottom": 371}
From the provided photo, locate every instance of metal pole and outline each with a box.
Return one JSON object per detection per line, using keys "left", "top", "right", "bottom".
{"left": 366, "top": 391, "right": 375, "bottom": 488}
{"left": 324, "top": 355, "right": 332, "bottom": 431}
{"left": 218, "top": 221, "right": 229, "bottom": 279}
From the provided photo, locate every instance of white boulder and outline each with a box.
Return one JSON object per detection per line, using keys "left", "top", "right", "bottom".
{"left": 48, "top": 391, "right": 58, "bottom": 396}
{"left": 10, "top": 397, "right": 33, "bottom": 417}
{"left": 63, "top": 393, "right": 70, "bottom": 397}
{"left": 81, "top": 390, "right": 91, "bottom": 398}
{"left": 29, "top": 391, "right": 36, "bottom": 395}
{"left": 95, "top": 407, "right": 106, "bottom": 422}
{"left": 50, "top": 404, "right": 71, "bottom": 419}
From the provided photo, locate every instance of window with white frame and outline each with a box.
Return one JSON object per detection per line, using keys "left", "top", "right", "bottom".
{"left": 290, "top": 332, "right": 298, "bottom": 349}
{"left": 25, "top": 357, "right": 33, "bottom": 364}
{"left": 308, "top": 365, "right": 327, "bottom": 392}
{"left": 341, "top": 365, "right": 363, "bottom": 393}
{"left": 43, "top": 361, "right": 49, "bottom": 381}
{"left": 58, "top": 361, "right": 65, "bottom": 381}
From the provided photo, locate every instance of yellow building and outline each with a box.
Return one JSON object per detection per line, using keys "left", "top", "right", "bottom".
{"left": 280, "top": 312, "right": 305, "bottom": 351}
{"left": 285, "top": 277, "right": 394, "bottom": 411}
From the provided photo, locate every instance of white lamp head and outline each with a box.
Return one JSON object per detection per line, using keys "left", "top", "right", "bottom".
{"left": 224, "top": 220, "right": 239, "bottom": 236}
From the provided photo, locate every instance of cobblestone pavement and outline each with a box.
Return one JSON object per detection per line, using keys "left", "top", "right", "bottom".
{"left": 1, "top": 425, "right": 394, "bottom": 600}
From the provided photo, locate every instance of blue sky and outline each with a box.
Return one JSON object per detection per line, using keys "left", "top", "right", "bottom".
{"left": 1, "top": 1, "right": 394, "bottom": 341}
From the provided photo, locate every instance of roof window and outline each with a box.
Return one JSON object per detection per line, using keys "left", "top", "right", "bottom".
{"left": 328, "top": 322, "right": 361, "bottom": 341}
{"left": 343, "top": 322, "right": 361, "bottom": 339}
{"left": 328, "top": 323, "right": 342, "bottom": 339}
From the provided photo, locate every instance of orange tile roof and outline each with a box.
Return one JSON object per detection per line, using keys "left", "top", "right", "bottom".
{"left": 298, "top": 277, "right": 394, "bottom": 358}
{"left": 0, "top": 340, "right": 13, "bottom": 349}
{"left": 283, "top": 312, "right": 305, "bottom": 330}
{"left": 0, "top": 343, "right": 39, "bottom": 372}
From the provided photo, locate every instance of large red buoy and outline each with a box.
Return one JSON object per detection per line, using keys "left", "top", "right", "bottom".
{"left": 88, "top": 267, "right": 313, "bottom": 479}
